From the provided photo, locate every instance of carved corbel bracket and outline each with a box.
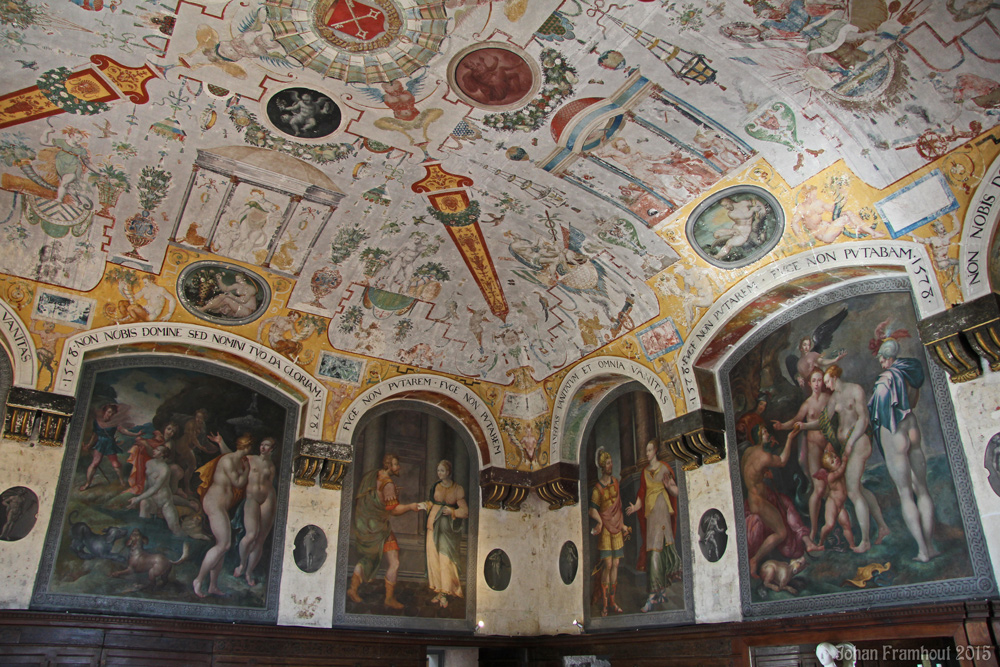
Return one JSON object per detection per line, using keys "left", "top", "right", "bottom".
{"left": 918, "top": 293, "right": 1000, "bottom": 382}
{"left": 661, "top": 409, "right": 726, "bottom": 471}
{"left": 3, "top": 388, "right": 75, "bottom": 446}
{"left": 962, "top": 293, "right": 1000, "bottom": 373}
{"left": 480, "top": 466, "right": 531, "bottom": 511}
{"left": 294, "top": 438, "right": 352, "bottom": 489}
{"left": 533, "top": 462, "right": 579, "bottom": 510}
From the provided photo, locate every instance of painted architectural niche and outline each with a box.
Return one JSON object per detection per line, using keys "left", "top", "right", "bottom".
{"left": 581, "top": 388, "right": 694, "bottom": 630}
{"left": 335, "top": 406, "right": 477, "bottom": 632}
{"left": 722, "top": 279, "right": 995, "bottom": 618}
{"left": 32, "top": 355, "right": 297, "bottom": 623}
{"left": 169, "top": 147, "right": 345, "bottom": 276}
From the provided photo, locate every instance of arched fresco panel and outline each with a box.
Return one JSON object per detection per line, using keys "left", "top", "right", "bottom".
{"left": 678, "top": 241, "right": 945, "bottom": 411}
{"left": 578, "top": 385, "right": 694, "bottom": 630}
{"left": 334, "top": 400, "right": 478, "bottom": 633}
{"left": 720, "top": 278, "right": 995, "bottom": 619}
{"left": 32, "top": 354, "right": 298, "bottom": 623}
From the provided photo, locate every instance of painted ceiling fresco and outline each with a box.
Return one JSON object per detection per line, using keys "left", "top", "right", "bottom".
{"left": 0, "top": 0, "right": 997, "bottom": 400}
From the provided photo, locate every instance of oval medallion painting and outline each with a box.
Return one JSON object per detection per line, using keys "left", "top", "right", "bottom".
{"left": 178, "top": 261, "right": 271, "bottom": 326}
{"left": 265, "top": 87, "right": 341, "bottom": 140}
{"left": 0, "top": 486, "right": 38, "bottom": 541}
{"left": 449, "top": 43, "right": 540, "bottom": 112}
{"left": 686, "top": 186, "right": 784, "bottom": 268}
{"left": 293, "top": 525, "right": 328, "bottom": 573}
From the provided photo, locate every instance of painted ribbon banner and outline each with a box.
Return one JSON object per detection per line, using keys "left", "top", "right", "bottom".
{"left": 338, "top": 373, "right": 502, "bottom": 465}
{"left": 0, "top": 301, "right": 36, "bottom": 387}
{"left": 549, "top": 356, "right": 673, "bottom": 464}
{"left": 960, "top": 151, "right": 1000, "bottom": 300}
{"left": 54, "top": 324, "right": 325, "bottom": 438}
{"left": 678, "top": 241, "right": 944, "bottom": 409}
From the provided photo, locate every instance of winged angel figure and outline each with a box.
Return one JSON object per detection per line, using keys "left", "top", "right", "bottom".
{"left": 178, "top": 7, "right": 296, "bottom": 80}
{"left": 354, "top": 72, "right": 444, "bottom": 146}
{"left": 785, "top": 307, "right": 848, "bottom": 391}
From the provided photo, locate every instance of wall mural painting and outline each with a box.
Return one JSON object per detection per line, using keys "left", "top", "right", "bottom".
{"left": 33, "top": 288, "right": 95, "bottom": 328}
{"left": 317, "top": 350, "right": 364, "bottom": 384}
{"left": 698, "top": 508, "right": 727, "bottom": 563}
{"left": 336, "top": 408, "right": 476, "bottom": 631}
{"left": 724, "top": 283, "right": 995, "bottom": 617}
{"left": 33, "top": 357, "right": 295, "bottom": 622}
{"left": 559, "top": 541, "right": 579, "bottom": 585}
{"left": 177, "top": 261, "right": 271, "bottom": 326}
{"left": 687, "top": 186, "right": 784, "bottom": 268}
{"left": 484, "top": 549, "right": 511, "bottom": 592}
{"left": 637, "top": 318, "right": 682, "bottom": 361}
{"left": 582, "top": 390, "right": 693, "bottom": 629}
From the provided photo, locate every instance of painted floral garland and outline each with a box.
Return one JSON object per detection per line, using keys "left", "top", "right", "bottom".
{"left": 227, "top": 103, "right": 355, "bottom": 165}
{"left": 482, "top": 49, "right": 577, "bottom": 133}
{"left": 426, "top": 200, "right": 480, "bottom": 228}
{"left": 37, "top": 68, "right": 110, "bottom": 116}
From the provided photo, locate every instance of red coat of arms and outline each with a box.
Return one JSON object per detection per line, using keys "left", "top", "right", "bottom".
{"left": 324, "top": 0, "right": 386, "bottom": 41}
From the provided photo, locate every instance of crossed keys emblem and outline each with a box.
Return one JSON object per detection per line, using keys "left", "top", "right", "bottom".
{"left": 325, "top": 0, "right": 386, "bottom": 40}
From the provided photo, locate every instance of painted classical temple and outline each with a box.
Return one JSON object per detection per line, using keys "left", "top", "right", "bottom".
{"left": 0, "top": 0, "right": 999, "bottom": 663}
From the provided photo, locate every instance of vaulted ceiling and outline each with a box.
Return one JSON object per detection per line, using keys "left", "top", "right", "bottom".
{"left": 0, "top": 0, "right": 996, "bottom": 395}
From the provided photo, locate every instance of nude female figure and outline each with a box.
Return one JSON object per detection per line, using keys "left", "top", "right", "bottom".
{"left": 797, "top": 365, "right": 890, "bottom": 553}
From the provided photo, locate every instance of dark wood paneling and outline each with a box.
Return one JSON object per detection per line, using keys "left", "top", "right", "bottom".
{"left": 0, "top": 601, "right": 996, "bottom": 666}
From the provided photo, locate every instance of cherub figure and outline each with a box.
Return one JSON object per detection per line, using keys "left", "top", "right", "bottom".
{"left": 806, "top": 446, "right": 857, "bottom": 552}
{"left": 369, "top": 76, "right": 444, "bottom": 146}
{"left": 791, "top": 185, "right": 885, "bottom": 244}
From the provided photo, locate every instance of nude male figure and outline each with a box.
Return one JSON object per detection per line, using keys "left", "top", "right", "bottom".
{"left": 869, "top": 339, "right": 937, "bottom": 562}
{"left": 742, "top": 424, "right": 801, "bottom": 577}
{"left": 772, "top": 369, "right": 832, "bottom": 544}
{"left": 1, "top": 492, "right": 27, "bottom": 540}
{"left": 128, "top": 445, "right": 186, "bottom": 536}
{"left": 234, "top": 437, "right": 276, "bottom": 586}
{"left": 798, "top": 365, "right": 890, "bottom": 553}
{"left": 192, "top": 434, "right": 252, "bottom": 598}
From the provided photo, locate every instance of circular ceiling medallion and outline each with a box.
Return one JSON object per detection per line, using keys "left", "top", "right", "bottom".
{"left": 448, "top": 42, "right": 540, "bottom": 112}
{"left": 263, "top": 87, "right": 342, "bottom": 141}
{"left": 686, "top": 186, "right": 785, "bottom": 269}
{"left": 266, "top": 0, "right": 447, "bottom": 83}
